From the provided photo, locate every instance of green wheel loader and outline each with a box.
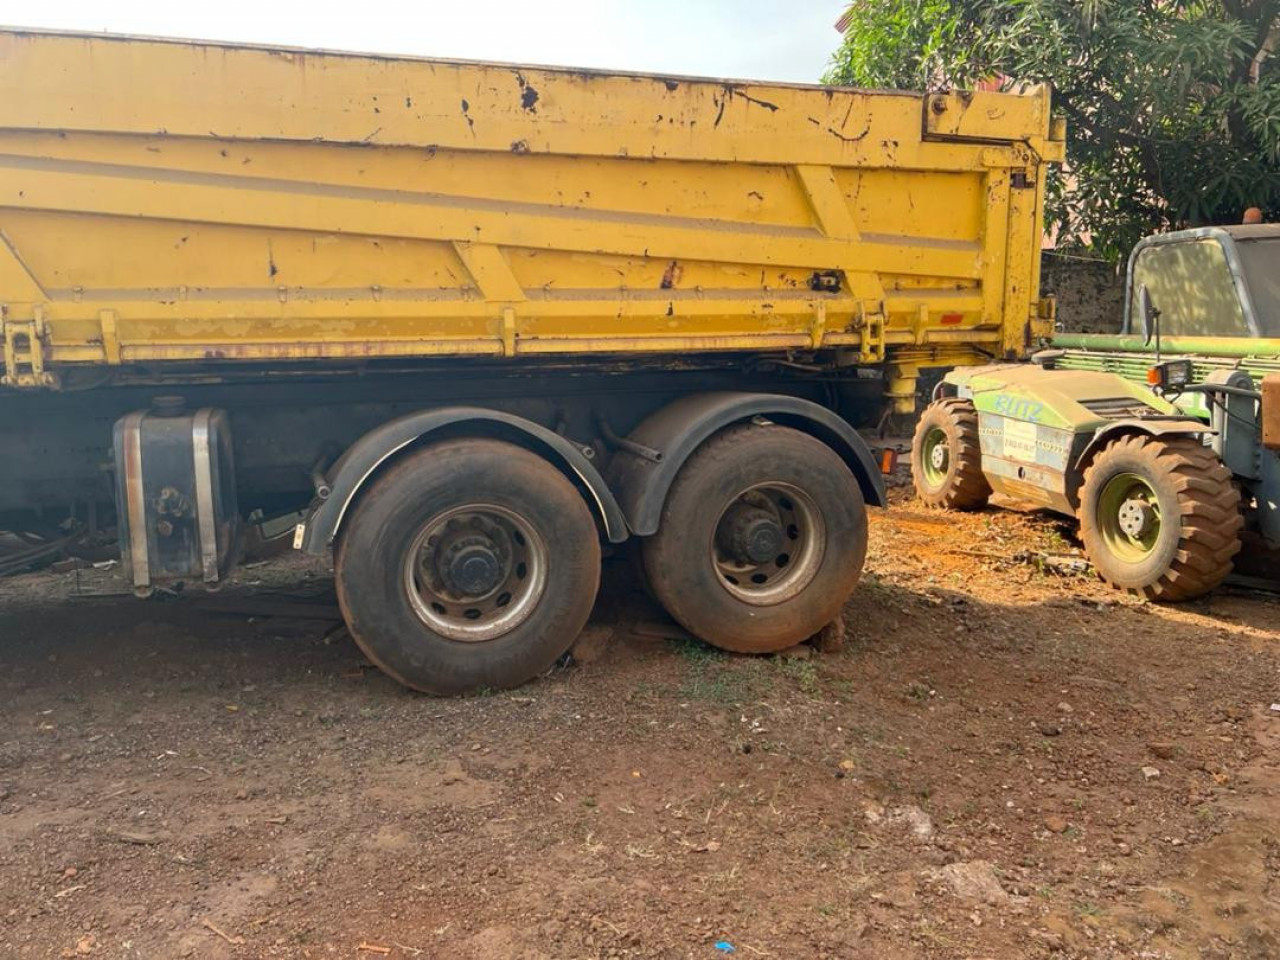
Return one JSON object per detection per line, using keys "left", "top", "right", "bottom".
{"left": 912, "top": 224, "right": 1280, "bottom": 601}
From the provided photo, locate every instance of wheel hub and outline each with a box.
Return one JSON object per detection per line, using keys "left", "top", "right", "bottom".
{"left": 440, "top": 536, "right": 505, "bottom": 598}
{"left": 1117, "top": 498, "right": 1156, "bottom": 539}
{"left": 404, "top": 505, "right": 547, "bottom": 643}
{"left": 929, "top": 440, "right": 949, "bottom": 471}
{"left": 717, "top": 505, "right": 784, "bottom": 565}
{"left": 1096, "top": 472, "right": 1163, "bottom": 564}
{"left": 711, "top": 483, "right": 826, "bottom": 607}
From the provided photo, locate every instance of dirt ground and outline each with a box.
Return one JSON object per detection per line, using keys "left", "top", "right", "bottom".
{"left": 2, "top": 479, "right": 1279, "bottom": 959}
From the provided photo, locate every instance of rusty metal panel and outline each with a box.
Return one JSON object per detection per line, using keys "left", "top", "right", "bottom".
{"left": 0, "top": 29, "right": 1064, "bottom": 386}
{"left": 1263, "top": 373, "right": 1280, "bottom": 450}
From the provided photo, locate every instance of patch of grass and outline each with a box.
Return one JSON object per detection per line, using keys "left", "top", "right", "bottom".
{"left": 680, "top": 656, "right": 772, "bottom": 706}
{"left": 680, "top": 668, "right": 746, "bottom": 705}
{"left": 1075, "top": 901, "right": 1102, "bottom": 917}
{"left": 1043, "top": 526, "right": 1074, "bottom": 551}
{"left": 675, "top": 638, "right": 724, "bottom": 664}
{"left": 828, "top": 678, "right": 856, "bottom": 702}
{"left": 906, "top": 681, "right": 931, "bottom": 701}
{"left": 777, "top": 657, "right": 819, "bottom": 694}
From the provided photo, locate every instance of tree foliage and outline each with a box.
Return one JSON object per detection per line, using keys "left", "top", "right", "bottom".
{"left": 825, "top": 1, "right": 1280, "bottom": 259}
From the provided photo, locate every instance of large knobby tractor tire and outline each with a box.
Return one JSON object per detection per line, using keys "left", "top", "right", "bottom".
{"left": 911, "top": 398, "right": 992, "bottom": 510}
{"left": 641, "top": 423, "right": 868, "bottom": 654}
{"left": 1078, "top": 434, "right": 1242, "bottom": 602}
{"left": 335, "top": 438, "right": 601, "bottom": 695}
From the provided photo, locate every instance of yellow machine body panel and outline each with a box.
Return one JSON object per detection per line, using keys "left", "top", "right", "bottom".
{"left": 0, "top": 30, "right": 1063, "bottom": 393}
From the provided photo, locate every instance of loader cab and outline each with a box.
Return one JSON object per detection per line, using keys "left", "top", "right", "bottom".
{"left": 1122, "top": 225, "right": 1280, "bottom": 340}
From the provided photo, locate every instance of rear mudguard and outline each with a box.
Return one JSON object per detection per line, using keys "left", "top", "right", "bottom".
{"left": 607, "top": 392, "right": 886, "bottom": 536}
{"left": 297, "top": 407, "right": 629, "bottom": 553}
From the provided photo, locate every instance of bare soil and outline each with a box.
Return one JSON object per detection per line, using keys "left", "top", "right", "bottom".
{"left": 1, "top": 484, "right": 1278, "bottom": 959}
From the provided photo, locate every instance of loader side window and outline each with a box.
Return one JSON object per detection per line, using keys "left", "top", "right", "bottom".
{"left": 1130, "top": 239, "right": 1248, "bottom": 338}
{"left": 1236, "top": 239, "right": 1280, "bottom": 337}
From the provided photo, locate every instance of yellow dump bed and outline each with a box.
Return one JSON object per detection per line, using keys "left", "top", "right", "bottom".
{"left": 0, "top": 29, "right": 1063, "bottom": 394}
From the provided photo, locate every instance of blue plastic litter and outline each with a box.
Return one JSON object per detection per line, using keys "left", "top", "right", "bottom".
{"left": 714, "top": 942, "right": 735, "bottom": 954}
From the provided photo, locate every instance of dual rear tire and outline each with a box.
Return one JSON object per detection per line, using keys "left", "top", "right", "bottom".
{"left": 335, "top": 425, "right": 870, "bottom": 693}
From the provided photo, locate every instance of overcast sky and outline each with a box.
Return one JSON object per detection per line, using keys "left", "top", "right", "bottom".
{"left": 13, "top": 1, "right": 847, "bottom": 84}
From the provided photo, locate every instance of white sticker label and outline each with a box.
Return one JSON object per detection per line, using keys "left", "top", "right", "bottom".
{"left": 1002, "top": 419, "right": 1038, "bottom": 462}
{"left": 293, "top": 523, "right": 306, "bottom": 550}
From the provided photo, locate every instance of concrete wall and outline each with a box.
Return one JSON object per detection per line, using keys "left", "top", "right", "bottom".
{"left": 1040, "top": 253, "right": 1126, "bottom": 334}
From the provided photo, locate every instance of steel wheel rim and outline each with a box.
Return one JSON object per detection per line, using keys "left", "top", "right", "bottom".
{"left": 710, "top": 482, "right": 826, "bottom": 606}
{"left": 403, "top": 504, "right": 548, "bottom": 642}
{"left": 1097, "top": 473, "right": 1162, "bottom": 563}
{"left": 921, "top": 426, "right": 951, "bottom": 489}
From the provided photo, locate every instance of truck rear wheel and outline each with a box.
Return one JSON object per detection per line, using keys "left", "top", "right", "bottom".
{"left": 641, "top": 424, "right": 867, "bottom": 653}
{"left": 1078, "top": 435, "right": 1242, "bottom": 601}
{"left": 335, "top": 439, "right": 601, "bottom": 694}
{"left": 912, "top": 399, "right": 991, "bottom": 510}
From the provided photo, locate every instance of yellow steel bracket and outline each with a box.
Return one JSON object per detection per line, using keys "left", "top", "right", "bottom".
{"left": 856, "top": 301, "right": 886, "bottom": 364}
{"left": 99, "top": 309, "right": 122, "bottom": 365}
{"left": 794, "top": 165, "right": 859, "bottom": 239}
{"left": 809, "top": 302, "right": 827, "bottom": 349}
{"left": 1, "top": 305, "right": 56, "bottom": 388}
{"left": 501, "top": 307, "right": 517, "bottom": 358}
{"left": 454, "top": 243, "right": 527, "bottom": 303}
{"left": 1031, "top": 296, "right": 1056, "bottom": 344}
{"left": 913, "top": 305, "right": 931, "bottom": 346}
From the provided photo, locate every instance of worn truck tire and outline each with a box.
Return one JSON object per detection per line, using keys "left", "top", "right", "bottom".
{"left": 1078, "top": 434, "right": 1242, "bottom": 602}
{"left": 642, "top": 423, "right": 867, "bottom": 654}
{"left": 335, "top": 438, "right": 600, "bottom": 695}
{"left": 912, "top": 399, "right": 992, "bottom": 510}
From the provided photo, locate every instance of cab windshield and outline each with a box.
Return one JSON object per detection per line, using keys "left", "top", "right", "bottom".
{"left": 1129, "top": 238, "right": 1248, "bottom": 337}
{"left": 1236, "top": 239, "right": 1280, "bottom": 337}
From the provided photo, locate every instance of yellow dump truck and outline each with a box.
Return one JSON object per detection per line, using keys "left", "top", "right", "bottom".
{"left": 0, "top": 30, "right": 1063, "bottom": 693}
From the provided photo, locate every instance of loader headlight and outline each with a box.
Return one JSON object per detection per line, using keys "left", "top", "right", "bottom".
{"left": 1147, "top": 359, "right": 1193, "bottom": 390}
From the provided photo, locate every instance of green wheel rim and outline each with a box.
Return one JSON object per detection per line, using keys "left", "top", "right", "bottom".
{"left": 921, "top": 426, "right": 950, "bottom": 488}
{"left": 1096, "top": 472, "right": 1162, "bottom": 563}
